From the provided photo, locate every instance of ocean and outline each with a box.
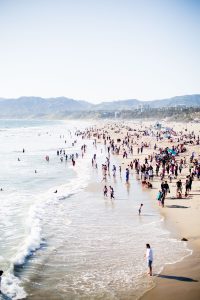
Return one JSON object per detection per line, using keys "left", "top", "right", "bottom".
{"left": 0, "top": 119, "right": 191, "bottom": 300}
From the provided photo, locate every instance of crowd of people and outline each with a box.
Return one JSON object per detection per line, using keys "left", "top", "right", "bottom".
{"left": 83, "top": 122, "right": 199, "bottom": 211}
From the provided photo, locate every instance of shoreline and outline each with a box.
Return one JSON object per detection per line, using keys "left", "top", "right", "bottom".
{"left": 136, "top": 121, "right": 200, "bottom": 300}
{"left": 2, "top": 118, "right": 199, "bottom": 299}
{"left": 93, "top": 120, "right": 200, "bottom": 300}
{"left": 140, "top": 199, "right": 200, "bottom": 300}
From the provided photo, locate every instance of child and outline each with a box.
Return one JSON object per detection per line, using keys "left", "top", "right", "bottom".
{"left": 157, "top": 190, "right": 162, "bottom": 206}
{"left": 139, "top": 203, "right": 143, "bottom": 215}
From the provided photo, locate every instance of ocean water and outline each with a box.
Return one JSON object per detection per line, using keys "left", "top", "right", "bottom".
{"left": 0, "top": 119, "right": 191, "bottom": 300}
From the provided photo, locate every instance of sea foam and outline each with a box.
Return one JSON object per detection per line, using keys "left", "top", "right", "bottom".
{"left": 3, "top": 156, "right": 91, "bottom": 299}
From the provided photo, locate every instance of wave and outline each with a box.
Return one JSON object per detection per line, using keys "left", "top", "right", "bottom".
{"left": 1, "top": 272, "right": 26, "bottom": 300}
{"left": 2, "top": 156, "right": 91, "bottom": 299}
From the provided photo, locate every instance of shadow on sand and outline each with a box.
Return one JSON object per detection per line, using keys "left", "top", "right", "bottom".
{"left": 156, "top": 274, "right": 198, "bottom": 282}
{"left": 166, "top": 205, "right": 189, "bottom": 208}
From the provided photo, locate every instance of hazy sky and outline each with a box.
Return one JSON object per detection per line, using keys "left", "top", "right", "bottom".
{"left": 0, "top": 0, "right": 200, "bottom": 103}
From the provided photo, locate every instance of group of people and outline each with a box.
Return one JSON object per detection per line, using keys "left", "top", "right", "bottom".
{"left": 83, "top": 122, "right": 200, "bottom": 277}
{"left": 103, "top": 185, "right": 115, "bottom": 199}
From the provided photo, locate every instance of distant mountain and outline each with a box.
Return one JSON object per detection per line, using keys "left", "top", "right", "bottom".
{"left": 93, "top": 94, "right": 200, "bottom": 110}
{"left": 0, "top": 94, "right": 199, "bottom": 118}
{"left": 145, "top": 94, "right": 200, "bottom": 108}
{"left": 93, "top": 99, "right": 140, "bottom": 110}
{"left": 0, "top": 97, "right": 92, "bottom": 118}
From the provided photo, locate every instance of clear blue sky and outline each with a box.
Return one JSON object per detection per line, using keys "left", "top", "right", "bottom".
{"left": 0, "top": 0, "right": 199, "bottom": 103}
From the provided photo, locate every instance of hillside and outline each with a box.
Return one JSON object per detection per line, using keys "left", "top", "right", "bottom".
{"left": 0, "top": 97, "right": 92, "bottom": 118}
{"left": 93, "top": 94, "right": 200, "bottom": 110}
{"left": 0, "top": 94, "right": 199, "bottom": 118}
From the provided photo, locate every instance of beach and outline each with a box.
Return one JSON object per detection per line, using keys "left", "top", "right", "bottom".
{"left": 92, "top": 119, "right": 200, "bottom": 300}
{"left": 1, "top": 0, "right": 200, "bottom": 298}
{"left": 0, "top": 118, "right": 199, "bottom": 300}
{"left": 139, "top": 123, "right": 200, "bottom": 300}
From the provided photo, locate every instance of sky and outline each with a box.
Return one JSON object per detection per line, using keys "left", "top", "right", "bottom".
{"left": 0, "top": 0, "right": 200, "bottom": 103}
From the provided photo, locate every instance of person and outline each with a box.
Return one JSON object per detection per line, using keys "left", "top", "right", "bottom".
{"left": 139, "top": 203, "right": 143, "bottom": 215}
{"left": 161, "top": 191, "right": 165, "bottom": 207}
{"left": 176, "top": 179, "right": 182, "bottom": 197}
{"left": 162, "top": 180, "right": 170, "bottom": 197}
{"left": 185, "top": 179, "right": 190, "bottom": 197}
{"left": 147, "top": 181, "right": 152, "bottom": 188}
{"left": 145, "top": 244, "right": 153, "bottom": 276}
{"left": 103, "top": 185, "right": 108, "bottom": 197}
{"left": 112, "top": 165, "right": 116, "bottom": 176}
{"left": 109, "top": 186, "right": 115, "bottom": 199}
{"left": 125, "top": 168, "right": 129, "bottom": 183}
{"left": 157, "top": 190, "right": 162, "bottom": 206}
{"left": 119, "top": 166, "right": 122, "bottom": 174}
{"left": 0, "top": 270, "right": 3, "bottom": 293}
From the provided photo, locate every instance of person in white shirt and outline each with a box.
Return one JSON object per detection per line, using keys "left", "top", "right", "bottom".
{"left": 145, "top": 244, "right": 153, "bottom": 276}
{"left": 0, "top": 270, "right": 3, "bottom": 293}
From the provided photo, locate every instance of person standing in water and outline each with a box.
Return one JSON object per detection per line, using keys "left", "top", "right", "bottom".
{"left": 109, "top": 186, "right": 115, "bottom": 199}
{"left": 103, "top": 185, "right": 108, "bottom": 197}
{"left": 145, "top": 244, "right": 153, "bottom": 276}
{"left": 125, "top": 168, "right": 129, "bottom": 183}
{"left": 138, "top": 203, "right": 143, "bottom": 215}
{"left": 0, "top": 270, "right": 3, "bottom": 293}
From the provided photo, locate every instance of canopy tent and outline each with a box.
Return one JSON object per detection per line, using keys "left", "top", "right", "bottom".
{"left": 167, "top": 149, "right": 177, "bottom": 155}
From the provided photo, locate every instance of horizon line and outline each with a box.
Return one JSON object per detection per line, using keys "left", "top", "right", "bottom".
{"left": 0, "top": 93, "right": 200, "bottom": 104}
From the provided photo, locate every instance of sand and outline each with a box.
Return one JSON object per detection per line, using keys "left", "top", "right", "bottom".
{"left": 92, "top": 120, "right": 200, "bottom": 300}
{"left": 140, "top": 121, "right": 200, "bottom": 300}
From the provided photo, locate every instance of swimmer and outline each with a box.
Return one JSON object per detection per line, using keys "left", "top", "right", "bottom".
{"left": 54, "top": 190, "right": 58, "bottom": 193}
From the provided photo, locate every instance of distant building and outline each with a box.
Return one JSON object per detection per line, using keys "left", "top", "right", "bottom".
{"left": 137, "top": 104, "right": 150, "bottom": 112}
{"left": 115, "top": 111, "right": 120, "bottom": 118}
